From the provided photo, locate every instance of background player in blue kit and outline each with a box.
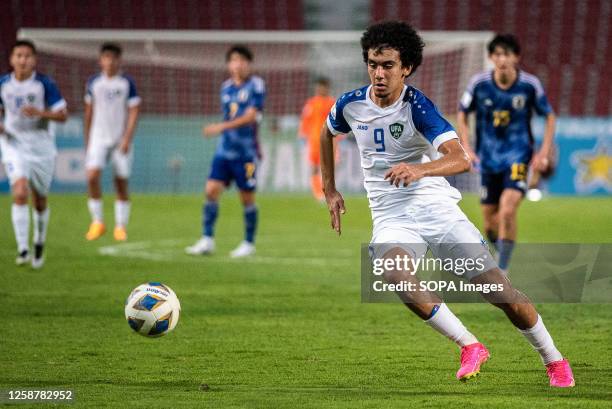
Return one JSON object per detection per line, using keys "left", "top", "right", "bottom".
{"left": 186, "top": 45, "right": 265, "bottom": 258}
{"left": 457, "top": 34, "right": 556, "bottom": 273}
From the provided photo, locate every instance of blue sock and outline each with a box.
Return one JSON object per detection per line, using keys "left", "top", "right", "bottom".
{"left": 202, "top": 202, "right": 218, "bottom": 237}
{"left": 244, "top": 205, "right": 257, "bottom": 243}
{"left": 497, "top": 239, "right": 515, "bottom": 270}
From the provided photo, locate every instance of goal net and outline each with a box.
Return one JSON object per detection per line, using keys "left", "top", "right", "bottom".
{"left": 17, "top": 28, "right": 491, "bottom": 194}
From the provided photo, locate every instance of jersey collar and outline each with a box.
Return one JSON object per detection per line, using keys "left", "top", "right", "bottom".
{"left": 11, "top": 71, "right": 36, "bottom": 84}
{"left": 366, "top": 84, "right": 407, "bottom": 112}
{"left": 491, "top": 69, "right": 520, "bottom": 91}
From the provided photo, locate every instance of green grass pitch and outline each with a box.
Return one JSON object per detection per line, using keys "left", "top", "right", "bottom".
{"left": 1, "top": 193, "right": 611, "bottom": 408}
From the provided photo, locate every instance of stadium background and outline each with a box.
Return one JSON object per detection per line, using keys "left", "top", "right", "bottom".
{"left": 0, "top": 0, "right": 609, "bottom": 196}
{"left": 1, "top": 2, "right": 611, "bottom": 408}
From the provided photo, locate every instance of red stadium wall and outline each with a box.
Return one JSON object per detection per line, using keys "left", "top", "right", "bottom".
{"left": 371, "top": 0, "right": 611, "bottom": 116}
{"left": 0, "top": 0, "right": 306, "bottom": 115}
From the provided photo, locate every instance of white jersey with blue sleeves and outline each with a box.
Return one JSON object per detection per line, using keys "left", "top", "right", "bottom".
{"left": 0, "top": 71, "right": 66, "bottom": 156}
{"left": 85, "top": 73, "right": 141, "bottom": 146}
{"left": 327, "top": 85, "right": 461, "bottom": 212}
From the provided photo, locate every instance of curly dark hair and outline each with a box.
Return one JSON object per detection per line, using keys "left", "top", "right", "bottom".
{"left": 487, "top": 33, "right": 521, "bottom": 55}
{"left": 361, "top": 21, "right": 424, "bottom": 76}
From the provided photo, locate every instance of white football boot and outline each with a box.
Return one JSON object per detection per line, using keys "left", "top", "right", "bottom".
{"left": 230, "top": 241, "right": 255, "bottom": 258}
{"left": 15, "top": 249, "right": 30, "bottom": 266}
{"left": 31, "top": 244, "right": 45, "bottom": 269}
{"left": 185, "top": 236, "right": 215, "bottom": 255}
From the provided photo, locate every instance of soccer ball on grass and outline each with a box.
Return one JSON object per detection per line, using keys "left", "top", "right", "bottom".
{"left": 124, "top": 282, "right": 181, "bottom": 337}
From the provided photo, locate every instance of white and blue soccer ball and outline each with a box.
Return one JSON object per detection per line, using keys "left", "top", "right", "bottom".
{"left": 124, "top": 282, "right": 181, "bottom": 337}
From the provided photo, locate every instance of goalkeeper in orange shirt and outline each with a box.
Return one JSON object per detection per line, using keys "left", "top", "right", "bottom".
{"left": 298, "top": 77, "right": 336, "bottom": 201}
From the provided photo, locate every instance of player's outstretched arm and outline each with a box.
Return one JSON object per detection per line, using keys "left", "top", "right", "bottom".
{"left": 385, "top": 139, "right": 470, "bottom": 187}
{"left": 320, "top": 124, "right": 345, "bottom": 235}
{"left": 203, "top": 107, "right": 258, "bottom": 137}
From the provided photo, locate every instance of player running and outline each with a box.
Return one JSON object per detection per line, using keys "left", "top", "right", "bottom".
{"left": 84, "top": 43, "right": 141, "bottom": 242}
{"left": 457, "top": 34, "right": 556, "bottom": 273}
{"left": 186, "top": 45, "right": 266, "bottom": 258}
{"left": 298, "top": 77, "right": 336, "bottom": 201}
{"left": 0, "top": 40, "right": 68, "bottom": 268}
{"left": 321, "top": 21, "right": 573, "bottom": 387}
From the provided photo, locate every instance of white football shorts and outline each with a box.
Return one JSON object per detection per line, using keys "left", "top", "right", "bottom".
{"left": 0, "top": 136, "right": 55, "bottom": 195}
{"left": 85, "top": 139, "right": 133, "bottom": 178}
{"left": 369, "top": 195, "right": 497, "bottom": 279}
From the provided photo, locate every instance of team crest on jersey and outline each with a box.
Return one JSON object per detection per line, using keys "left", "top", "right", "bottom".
{"left": 389, "top": 123, "right": 404, "bottom": 139}
{"left": 26, "top": 94, "right": 36, "bottom": 103}
{"left": 238, "top": 89, "right": 249, "bottom": 102}
{"left": 512, "top": 94, "right": 526, "bottom": 110}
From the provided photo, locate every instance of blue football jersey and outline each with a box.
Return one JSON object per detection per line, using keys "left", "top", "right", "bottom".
{"left": 215, "top": 75, "right": 266, "bottom": 161}
{"left": 459, "top": 70, "right": 553, "bottom": 173}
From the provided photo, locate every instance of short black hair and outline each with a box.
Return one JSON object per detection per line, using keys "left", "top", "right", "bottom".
{"left": 12, "top": 39, "right": 36, "bottom": 55}
{"left": 488, "top": 34, "right": 521, "bottom": 55}
{"left": 315, "top": 76, "right": 330, "bottom": 87}
{"left": 100, "top": 42, "right": 122, "bottom": 57}
{"left": 361, "top": 21, "right": 424, "bottom": 76}
{"left": 226, "top": 45, "right": 253, "bottom": 62}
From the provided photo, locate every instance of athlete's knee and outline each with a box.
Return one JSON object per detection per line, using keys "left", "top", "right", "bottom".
{"left": 12, "top": 181, "right": 28, "bottom": 203}
{"left": 87, "top": 169, "right": 101, "bottom": 184}
{"left": 239, "top": 191, "right": 256, "bottom": 207}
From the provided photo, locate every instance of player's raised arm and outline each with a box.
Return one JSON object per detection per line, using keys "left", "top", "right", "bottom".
{"left": 320, "top": 123, "right": 345, "bottom": 235}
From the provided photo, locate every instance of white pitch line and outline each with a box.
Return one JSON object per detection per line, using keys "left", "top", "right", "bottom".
{"left": 98, "top": 240, "right": 355, "bottom": 266}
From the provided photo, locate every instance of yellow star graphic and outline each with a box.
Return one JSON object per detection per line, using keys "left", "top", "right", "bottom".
{"left": 578, "top": 149, "right": 612, "bottom": 184}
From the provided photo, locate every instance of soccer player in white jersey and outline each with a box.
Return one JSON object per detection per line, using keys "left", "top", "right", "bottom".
{"left": 321, "top": 21, "right": 574, "bottom": 387}
{"left": 0, "top": 40, "right": 68, "bottom": 269}
{"left": 84, "top": 43, "right": 141, "bottom": 242}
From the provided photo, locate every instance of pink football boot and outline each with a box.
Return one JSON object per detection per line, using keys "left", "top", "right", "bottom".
{"left": 456, "top": 342, "right": 490, "bottom": 381}
{"left": 546, "top": 359, "right": 575, "bottom": 387}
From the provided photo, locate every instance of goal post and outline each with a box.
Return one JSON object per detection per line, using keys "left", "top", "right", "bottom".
{"left": 16, "top": 28, "right": 492, "bottom": 194}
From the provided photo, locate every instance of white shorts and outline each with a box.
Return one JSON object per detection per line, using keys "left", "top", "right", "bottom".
{"left": 369, "top": 195, "right": 497, "bottom": 279}
{"left": 0, "top": 137, "right": 55, "bottom": 195}
{"left": 85, "top": 140, "right": 133, "bottom": 178}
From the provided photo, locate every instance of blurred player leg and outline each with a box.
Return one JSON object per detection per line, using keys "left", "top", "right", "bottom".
{"left": 113, "top": 177, "right": 130, "bottom": 241}
{"left": 31, "top": 189, "right": 49, "bottom": 269}
{"left": 230, "top": 189, "right": 257, "bottom": 258}
{"left": 2, "top": 140, "right": 31, "bottom": 263}
{"left": 85, "top": 142, "right": 107, "bottom": 240}
{"left": 11, "top": 178, "right": 30, "bottom": 265}
{"left": 481, "top": 204, "right": 499, "bottom": 249}
{"left": 185, "top": 179, "right": 224, "bottom": 255}
{"left": 112, "top": 147, "right": 133, "bottom": 241}
{"left": 27, "top": 156, "right": 54, "bottom": 268}
{"left": 496, "top": 189, "right": 523, "bottom": 272}
{"left": 86, "top": 168, "right": 105, "bottom": 240}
